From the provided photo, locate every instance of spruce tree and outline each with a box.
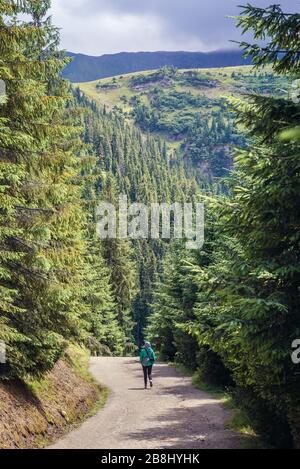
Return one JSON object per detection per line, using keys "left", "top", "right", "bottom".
{"left": 147, "top": 3, "right": 300, "bottom": 448}
{"left": 192, "top": 4, "right": 300, "bottom": 448}
{"left": 100, "top": 173, "right": 137, "bottom": 353}
{"left": 0, "top": 0, "right": 85, "bottom": 377}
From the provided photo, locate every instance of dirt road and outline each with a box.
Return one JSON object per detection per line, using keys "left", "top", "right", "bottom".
{"left": 50, "top": 357, "right": 240, "bottom": 449}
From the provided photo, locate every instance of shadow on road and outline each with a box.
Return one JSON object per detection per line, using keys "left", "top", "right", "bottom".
{"left": 127, "top": 388, "right": 147, "bottom": 391}
{"left": 122, "top": 360, "right": 244, "bottom": 449}
{"left": 123, "top": 404, "right": 243, "bottom": 449}
{"left": 123, "top": 359, "right": 139, "bottom": 366}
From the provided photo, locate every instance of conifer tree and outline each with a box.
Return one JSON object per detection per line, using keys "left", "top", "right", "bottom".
{"left": 100, "top": 173, "right": 137, "bottom": 352}
{"left": 79, "top": 153, "right": 127, "bottom": 356}
{"left": 0, "top": 0, "right": 85, "bottom": 377}
{"left": 148, "top": 3, "right": 300, "bottom": 448}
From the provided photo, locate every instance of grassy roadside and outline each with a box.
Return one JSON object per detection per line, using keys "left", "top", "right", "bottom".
{"left": 171, "top": 363, "right": 264, "bottom": 449}
{"left": 27, "top": 345, "right": 110, "bottom": 448}
{"left": 0, "top": 345, "right": 109, "bottom": 449}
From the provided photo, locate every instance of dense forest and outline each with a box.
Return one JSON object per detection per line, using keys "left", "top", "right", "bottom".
{"left": 74, "top": 89, "right": 199, "bottom": 347}
{"left": 0, "top": 0, "right": 300, "bottom": 449}
{"left": 148, "top": 5, "right": 300, "bottom": 448}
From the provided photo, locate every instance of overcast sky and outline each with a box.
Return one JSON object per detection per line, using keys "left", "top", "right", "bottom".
{"left": 50, "top": 0, "right": 299, "bottom": 56}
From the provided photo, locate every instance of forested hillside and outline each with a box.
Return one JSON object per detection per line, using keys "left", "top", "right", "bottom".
{"left": 74, "top": 90, "right": 199, "bottom": 345}
{"left": 78, "top": 66, "right": 290, "bottom": 180}
{"left": 0, "top": 0, "right": 300, "bottom": 450}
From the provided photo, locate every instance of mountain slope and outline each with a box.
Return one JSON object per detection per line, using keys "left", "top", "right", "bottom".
{"left": 76, "top": 66, "right": 290, "bottom": 179}
{"left": 63, "top": 50, "right": 252, "bottom": 83}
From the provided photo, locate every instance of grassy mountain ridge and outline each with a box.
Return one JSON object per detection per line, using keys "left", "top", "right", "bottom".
{"left": 63, "top": 50, "right": 252, "bottom": 83}
{"left": 76, "top": 65, "right": 290, "bottom": 179}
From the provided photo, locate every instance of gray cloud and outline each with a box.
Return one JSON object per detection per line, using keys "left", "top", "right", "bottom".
{"left": 50, "top": 0, "right": 299, "bottom": 56}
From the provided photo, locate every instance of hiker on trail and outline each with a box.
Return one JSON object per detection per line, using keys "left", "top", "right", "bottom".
{"left": 140, "top": 341, "right": 156, "bottom": 389}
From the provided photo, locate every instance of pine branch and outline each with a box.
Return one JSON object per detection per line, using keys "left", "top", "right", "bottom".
{"left": 15, "top": 206, "right": 55, "bottom": 215}
{"left": 232, "top": 40, "right": 300, "bottom": 55}
{"left": 8, "top": 261, "right": 49, "bottom": 281}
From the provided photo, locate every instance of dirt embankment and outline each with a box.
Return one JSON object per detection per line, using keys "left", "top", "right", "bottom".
{"left": 0, "top": 348, "right": 102, "bottom": 449}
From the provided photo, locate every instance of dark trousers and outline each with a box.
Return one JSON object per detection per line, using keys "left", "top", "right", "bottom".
{"left": 143, "top": 365, "right": 153, "bottom": 387}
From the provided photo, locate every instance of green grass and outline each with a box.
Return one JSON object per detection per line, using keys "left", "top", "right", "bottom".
{"left": 29, "top": 345, "right": 109, "bottom": 448}
{"left": 65, "top": 344, "right": 110, "bottom": 408}
{"left": 34, "top": 386, "right": 110, "bottom": 449}
{"left": 64, "top": 344, "right": 94, "bottom": 382}
{"left": 75, "top": 66, "right": 232, "bottom": 111}
{"left": 25, "top": 345, "right": 94, "bottom": 397}
{"left": 76, "top": 64, "right": 288, "bottom": 110}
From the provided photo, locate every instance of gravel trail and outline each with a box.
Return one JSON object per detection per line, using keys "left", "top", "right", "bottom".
{"left": 50, "top": 357, "right": 241, "bottom": 449}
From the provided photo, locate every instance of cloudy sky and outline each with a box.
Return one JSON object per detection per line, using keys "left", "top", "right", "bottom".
{"left": 50, "top": 0, "right": 299, "bottom": 56}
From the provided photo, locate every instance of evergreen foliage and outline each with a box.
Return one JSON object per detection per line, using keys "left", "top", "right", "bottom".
{"left": 150, "top": 4, "right": 300, "bottom": 448}
{"left": 0, "top": 0, "right": 86, "bottom": 377}
{"left": 1, "top": 1, "right": 299, "bottom": 449}
{"left": 74, "top": 89, "right": 199, "bottom": 346}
